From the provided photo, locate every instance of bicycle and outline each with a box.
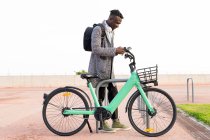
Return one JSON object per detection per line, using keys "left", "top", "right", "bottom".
{"left": 42, "top": 47, "right": 177, "bottom": 137}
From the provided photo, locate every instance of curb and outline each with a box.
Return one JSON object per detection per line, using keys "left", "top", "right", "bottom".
{"left": 177, "top": 108, "right": 210, "bottom": 131}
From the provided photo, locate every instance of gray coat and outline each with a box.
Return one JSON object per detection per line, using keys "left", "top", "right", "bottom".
{"left": 88, "top": 21, "right": 116, "bottom": 87}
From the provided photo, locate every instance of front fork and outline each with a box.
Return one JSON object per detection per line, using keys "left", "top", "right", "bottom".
{"left": 136, "top": 84, "right": 156, "bottom": 115}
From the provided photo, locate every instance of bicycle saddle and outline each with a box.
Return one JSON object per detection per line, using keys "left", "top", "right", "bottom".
{"left": 80, "top": 74, "right": 99, "bottom": 79}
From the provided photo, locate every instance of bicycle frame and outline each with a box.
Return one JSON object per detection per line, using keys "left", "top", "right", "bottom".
{"left": 63, "top": 71, "right": 155, "bottom": 116}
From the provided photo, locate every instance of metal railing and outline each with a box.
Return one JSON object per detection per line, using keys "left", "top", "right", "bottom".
{"left": 187, "top": 78, "right": 194, "bottom": 103}
{"left": 95, "top": 78, "right": 128, "bottom": 133}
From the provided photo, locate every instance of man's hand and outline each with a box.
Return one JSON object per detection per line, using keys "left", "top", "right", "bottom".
{"left": 115, "top": 47, "right": 125, "bottom": 55}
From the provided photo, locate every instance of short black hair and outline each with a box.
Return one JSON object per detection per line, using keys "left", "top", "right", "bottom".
{"left": 110, "top": 9, "right": 124, "bottom": 19}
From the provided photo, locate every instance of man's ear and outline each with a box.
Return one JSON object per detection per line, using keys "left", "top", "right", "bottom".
{"left": 109, "top": 15, "right": 115, "bottom": 21}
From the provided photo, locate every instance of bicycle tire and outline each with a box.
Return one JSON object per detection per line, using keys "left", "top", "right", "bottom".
{"left": 42, "top": 87, "right": 89, "bottom": 136}
{"left": 128, "top": 88, "right": 177, "bottom": 137}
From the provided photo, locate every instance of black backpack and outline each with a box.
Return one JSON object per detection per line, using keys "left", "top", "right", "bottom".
{"left": 83, "top": 23, "right": 106, "bottom": 51}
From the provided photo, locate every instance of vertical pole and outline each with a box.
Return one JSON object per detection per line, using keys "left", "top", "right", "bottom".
{"left": 187, "top": 79, "right": 189, "bottom": 101}
{"left": 96, "top": 87, "right": 99, "bottom": 133}
{"left": 187, "top": 78, "right": 194, "bottom": 103}
{"left": 104, "top": 88, "right": 108, "bottom": 106}
{"left": 146, "top": 92, "right": 150, "bottom": 129}
{"left": 192, "top": 79, "right": 194, "bottom": 103}
{"left": 96, "top": 86, "right": 108, "bottom": 133}
{"left": 137, "top": 96, "right": 145, "bottom": 122}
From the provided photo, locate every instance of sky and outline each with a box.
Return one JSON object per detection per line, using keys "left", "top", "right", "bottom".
{"left": 0, "top": 0, "right": 210, "bottom": 75}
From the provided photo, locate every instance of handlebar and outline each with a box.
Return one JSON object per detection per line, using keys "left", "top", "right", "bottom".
{"left": 124, "top": 47, "right": 136, "bottom": 72}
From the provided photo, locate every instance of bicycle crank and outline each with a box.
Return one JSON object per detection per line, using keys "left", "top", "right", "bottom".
{"left": 94, "top": 107, "right": 112, "bottom": 121}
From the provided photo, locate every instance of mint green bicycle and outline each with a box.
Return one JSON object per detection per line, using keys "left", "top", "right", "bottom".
{"left": 42, "top": 47, "right": 177, "bottom": 137}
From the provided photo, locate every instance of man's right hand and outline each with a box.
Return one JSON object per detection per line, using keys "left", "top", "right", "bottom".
{"left": 116, "top": 47, "right": 125, "bottom": 55}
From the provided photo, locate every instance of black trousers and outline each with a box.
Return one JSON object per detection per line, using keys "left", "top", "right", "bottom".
{"left": 98, "top": 83, "right": 118, "bottom": 120}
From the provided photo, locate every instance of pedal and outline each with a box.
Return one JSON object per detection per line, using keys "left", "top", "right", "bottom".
{"left": 98, "top": 120, "right": 103, "bottom": 130}
{"left": 98, "top": 113, "right": 103, "bottom": 130}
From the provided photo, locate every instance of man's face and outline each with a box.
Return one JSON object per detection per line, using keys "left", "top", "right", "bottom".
{"left": 110, "top": 16, "right": 122, "bottom": 30}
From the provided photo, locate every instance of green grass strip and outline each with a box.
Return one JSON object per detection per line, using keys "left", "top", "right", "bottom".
{"left": 177, "top": 104, "right": 210, "bottom": 126}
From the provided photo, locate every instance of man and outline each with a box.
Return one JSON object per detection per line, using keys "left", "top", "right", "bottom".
{"left": 88, "top": 9, "right": 131, "bottom": 133}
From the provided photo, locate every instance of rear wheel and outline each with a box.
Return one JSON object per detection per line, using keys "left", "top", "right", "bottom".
{"left": 42, "top": 88, "right": 89, "bottom": 136}
{"left": 128, "top": 88, "right": 177, "bottom": 137}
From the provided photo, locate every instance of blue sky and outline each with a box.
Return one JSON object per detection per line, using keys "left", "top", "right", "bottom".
{"left": 0, "top": 0, "right": 210, "bottom": 75}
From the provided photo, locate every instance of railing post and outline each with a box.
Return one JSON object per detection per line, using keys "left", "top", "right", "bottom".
{"left": 187, "top": 78, "right": 194, "bottom": 103}
{"left": 95, "top": 79, "right": 128, "bottom": 133}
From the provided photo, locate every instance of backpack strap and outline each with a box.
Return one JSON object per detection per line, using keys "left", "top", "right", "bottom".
{"left": 93, "top": 23, "right": 106, "bottom": 44}
{"left": 98, "top": 24, "right": 106, "bottom": 38}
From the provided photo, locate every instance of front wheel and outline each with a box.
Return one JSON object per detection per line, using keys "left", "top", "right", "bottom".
{"left": 128, "top": 88, "right": 177, "bottom": 137}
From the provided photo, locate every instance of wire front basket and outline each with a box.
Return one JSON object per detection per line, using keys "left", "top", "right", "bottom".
{"left": 136, "top": 65, "right": 158, "bottom": 86}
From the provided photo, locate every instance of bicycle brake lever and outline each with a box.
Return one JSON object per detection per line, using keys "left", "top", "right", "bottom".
{"left": 124, "top": 54, "right": 129, "bottom": 59}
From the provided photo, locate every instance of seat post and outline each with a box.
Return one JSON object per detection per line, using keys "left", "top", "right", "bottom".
{"left": 86, "top": 79, "right": 91, "bottom": 87}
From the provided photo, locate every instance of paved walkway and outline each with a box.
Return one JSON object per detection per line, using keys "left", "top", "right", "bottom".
{"left": 0, "top": 84, "right": 210, "bottom": 140}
